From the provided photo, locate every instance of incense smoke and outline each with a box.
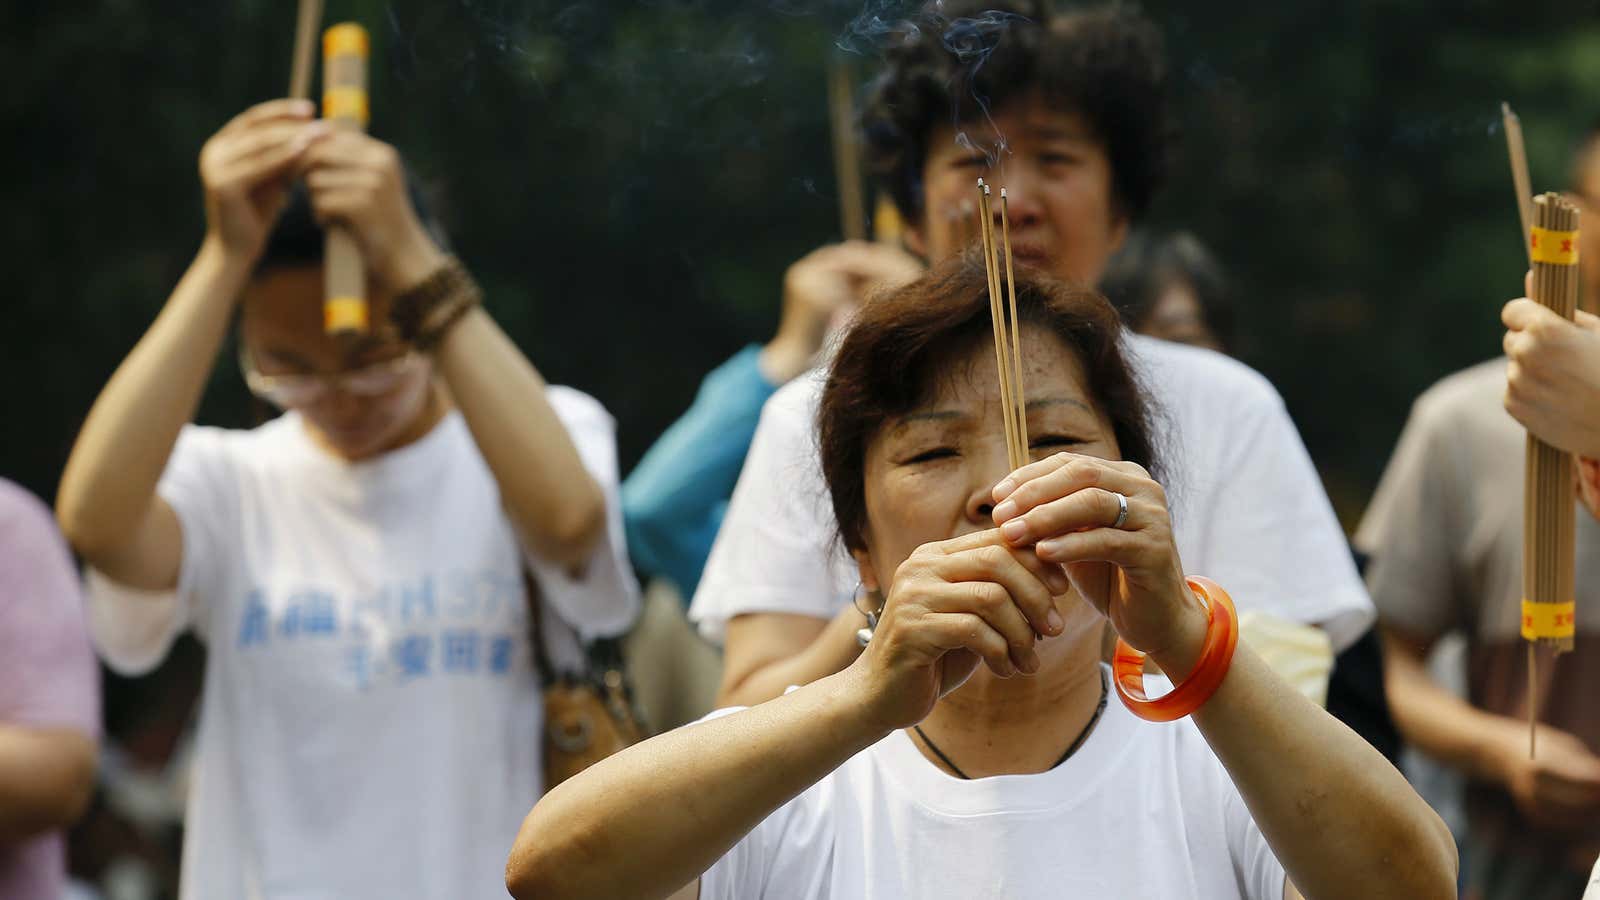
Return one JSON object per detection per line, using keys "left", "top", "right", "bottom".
{"left": 838, "top": 3, "right": 1034, "bottom": 167}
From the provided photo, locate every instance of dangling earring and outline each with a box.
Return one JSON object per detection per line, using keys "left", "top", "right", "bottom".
{"left": 853, "top": 583, "right": 886, "bottom": 647}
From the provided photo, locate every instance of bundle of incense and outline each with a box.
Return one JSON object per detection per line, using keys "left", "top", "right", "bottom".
{"left": 288, "top": 0, "right": 324, "bottom": 100}
{"left": 827, "top": 58, "right": 867, "bottom": 242}
{"left": 1501, "top": 103, "right": 1535, "bottom": 266}
{"left": 872, "top": 194, "right": 904, "bottom": 245}
{"left": 975, "top": 180, "right": 1028, "bottom": 470}
{"left": 322, "top": 23, "right": 371, "bottom": 336}
{"left": 1522, "top": 192, "right": 1580, "bottom": 756}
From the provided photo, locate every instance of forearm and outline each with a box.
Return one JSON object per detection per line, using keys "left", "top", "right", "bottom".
{"left": 507, "top": 667, "right": 883, "bottom": 900}
{"left": 432, "top": 308, "right": 604, "bottom": 569}
{"left": 57, "top": 240, "right": 244, "bottom": 558}
{"left": 1381, "top": 630, "right": 1512, "bottom": 782}
{"left": 623, "top": 345, "right": 774, "bottom": 590}
{"left": 718, "top": 608, "right": 865, "bottom": 707}
{"left": 0, "top": 726, "right": 97, "bottom": 844}
{"left": 1167, "top": 641, "right": 1456, "bottom": 899}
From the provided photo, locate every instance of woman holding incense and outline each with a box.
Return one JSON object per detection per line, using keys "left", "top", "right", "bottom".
{"left": 54, "top": 99, "right": 638, "bottom": 899}
{"left": 692, "top": 1, "right": 1373, "bottom": 711}
{"left": 507, "top": 261, "right": 1456, "bottom": 900}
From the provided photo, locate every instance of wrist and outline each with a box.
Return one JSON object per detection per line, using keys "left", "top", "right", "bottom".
{"left": 1144, "top": 588, "right": 1211, "bottom": 679}
{"left": 758, "top": 335, "right": 816, "bottom": 384}
{"left": 829, "top": 658, "right": 900, "bottom": 740}
{"left": 385, "top": 226, "right": 448, "bottom": 294}
{"left": 194, "top": 235, "right": 254, "bottom": 297}
{"left": 1470, "top": 717, "right": 1522, "bottom": 785}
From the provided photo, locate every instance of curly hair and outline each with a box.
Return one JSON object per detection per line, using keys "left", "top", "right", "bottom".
{"left": 817, "top": 253, "right": 1158, "bottom": 553}
{"left": 861, "top": 1, "right": 1173, "bottom": 226}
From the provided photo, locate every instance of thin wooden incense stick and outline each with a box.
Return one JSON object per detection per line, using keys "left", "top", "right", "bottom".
{"left": 289, "top": 0, "right": 324, "bottom": 100}
{"left": 1503, "top": 103, "right": 1535, "bottom": 267}
{"left": 322, "top": 23, "right": 371, "bottom": 336}
{"left": 1000, "top": 188, "right": 1028, "bottom": 458}
{"left": 976, "top": 181, "right": 1021, "bottom": 470}
{"left": 827, "top": 58, "right": 867, "bottom": 242}
{"left": 1522, "top": 192, "right": 1580, "bottom": 758}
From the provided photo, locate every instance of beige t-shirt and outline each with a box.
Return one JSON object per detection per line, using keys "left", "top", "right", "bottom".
{"left": 1357, "top": 358, "right": 1600, "bottom": 875}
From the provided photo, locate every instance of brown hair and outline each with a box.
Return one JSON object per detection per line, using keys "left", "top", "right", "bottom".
{"left": 818, "top": 255, "right": 1158, "bottom": 552}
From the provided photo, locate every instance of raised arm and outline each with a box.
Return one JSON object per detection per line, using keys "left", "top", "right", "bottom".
{"left": 717, "top": 607, "right": 862, "bottom": 707}
{"left": 508, "top": 530, "right": 1070, "bottom": 900}
{"left": 298, "top": 132, "right": 605, "bottom": 570}
{"left": 993, "top": 453, "right": 1458, "bottom": 899}
{"left": 56, "top": 100, "right": 322, "bottom": 588}
{"left": 508, "top": 667, "right": 880, "bottom": 900}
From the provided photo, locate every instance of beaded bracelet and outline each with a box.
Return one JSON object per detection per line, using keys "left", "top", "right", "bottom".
{"left": 1111, "top": 576, "right": 1239, "bottom": 722}
{"left": 391, "top": 256, "right": 482, "bottom": 350}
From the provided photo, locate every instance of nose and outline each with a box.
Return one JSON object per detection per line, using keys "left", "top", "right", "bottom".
{"left": 962, "top": 439, "right": 1015, "bottom": 529}
{"left": 992, "top": 163, "right": 1043, "bottom": 229}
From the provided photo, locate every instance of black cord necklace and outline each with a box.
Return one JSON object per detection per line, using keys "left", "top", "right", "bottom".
{"left": 913, "top": 668, "right": 1109, "bottom": 781}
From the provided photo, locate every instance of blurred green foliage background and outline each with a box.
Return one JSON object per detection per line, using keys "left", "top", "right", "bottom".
{"left": 4, "top": 0, "right": 1598, "bottom": 526}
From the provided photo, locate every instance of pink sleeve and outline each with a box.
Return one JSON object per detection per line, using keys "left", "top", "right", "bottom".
{"left": 0, "top": 480, "right": 100, "bottom": 737}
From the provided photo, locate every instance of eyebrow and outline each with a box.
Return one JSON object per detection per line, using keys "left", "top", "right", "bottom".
{"left": 900, "top": 395, "right": 1094, "bottom": 424}
{"left": 1027, "top": 396, "right": 1094, "bottom": 414}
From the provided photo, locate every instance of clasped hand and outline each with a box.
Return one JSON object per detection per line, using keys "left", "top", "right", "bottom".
{"left": 852, "top": 453, "right": 1205, "bottom": 731}
{"left": 199, "top": 99, "right": 443, "bottom": 292}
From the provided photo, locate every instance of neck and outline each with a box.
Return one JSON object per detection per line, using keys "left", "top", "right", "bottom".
{"left": 911, "top": 626, "right": 1107, "bottom": 779}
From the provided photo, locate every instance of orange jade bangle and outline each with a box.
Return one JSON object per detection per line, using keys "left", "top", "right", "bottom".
{"left": 1112, "top": 576, "right": 1239, "bottom": 722}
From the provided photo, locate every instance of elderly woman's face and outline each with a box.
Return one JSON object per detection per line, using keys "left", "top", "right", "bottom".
{"left": 854, "top": 328, "right": 1120, "bottom": 620}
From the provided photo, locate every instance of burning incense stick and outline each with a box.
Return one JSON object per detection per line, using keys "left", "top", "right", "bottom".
{"left": 1522, "top": 192, "right": 1580, "bottom": 757}
{"left": 976, "top": 180, "right": 1027, "bottom": 471}
{"left": 1502, "top": 103, "right": 1535, "bottom": 267}
{"left": 322, "top": 23, "right": 370, "bottom": 336}
{"left": 827, "top": 58, "right": 867, "bottom": 242}
{"left": 289, "top": 0, "right": 324, "bottom": 100}
{"left": 1000, "top": 189, "right": 1028, "bottom": 459}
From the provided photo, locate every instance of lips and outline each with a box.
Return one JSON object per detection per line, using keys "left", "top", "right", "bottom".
{"left": 1008, "top": 243, "right": 1050, "bottom": 265}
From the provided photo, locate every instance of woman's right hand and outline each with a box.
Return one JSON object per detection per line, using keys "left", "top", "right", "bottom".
{"left": 849, "top": 529, "right": 1070, "bottom": 731}
{"left": 198, "top": 99, "right": 327, "bottom": 264}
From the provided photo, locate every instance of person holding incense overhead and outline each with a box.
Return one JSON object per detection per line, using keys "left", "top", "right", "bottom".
{"left": 506, "top": 260, "right": 1458, "bottom": 900}
{"left": 623, "top": 239, "right": 921, "bottom": 599}
{"left": 54, "top": 99, "right": 638, "bottom": 899}
{"left": 690, "top": 0, "right": 1374, "bottom": 709}
{"left": 1358, "top": 125, "right": 1600, "bottom": 900}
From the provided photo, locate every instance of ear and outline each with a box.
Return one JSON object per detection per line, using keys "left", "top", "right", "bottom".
{"left": 851, "top": 547, "right": 883, "bottom": 595}
{"left": 1107, "top": 212, "right": 1130, "bottom": 257}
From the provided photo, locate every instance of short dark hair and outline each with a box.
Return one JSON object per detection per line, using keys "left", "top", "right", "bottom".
{"left": 817, "top": 254, "right": 1158, "bottom": 552}
{"left": 862, "top": 1, "right": 1173, "bottom": 225}
{"left": 255, "top": 175, "right": 447, "bottom": 277}
{"left": 1099, "top": 229, "right": 1234, "bottom": 348}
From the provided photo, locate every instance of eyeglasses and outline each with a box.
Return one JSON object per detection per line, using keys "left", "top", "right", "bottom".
{"left": 239, "top": 349, "right": 424, "bottom": 409}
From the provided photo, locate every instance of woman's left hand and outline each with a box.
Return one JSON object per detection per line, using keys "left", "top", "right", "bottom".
{"left": 989, "top": 452, "right": 1205, "bottom": 663}
{"left": 300, "top": 131, "right": 445, "bottom": 292}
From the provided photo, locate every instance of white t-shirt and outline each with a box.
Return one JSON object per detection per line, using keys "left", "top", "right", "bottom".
{"left": 699, "top": 673, "right": 1287, "bottom": 900}
{"left": 691, "top": 333, "right": 1372, "bottom": 652}
{"left": 86, "top": 390, "right": 639, "bottom": 900}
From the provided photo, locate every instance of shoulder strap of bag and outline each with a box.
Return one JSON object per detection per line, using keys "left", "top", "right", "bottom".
{"left": 524, "top": 569, "right": 559, "bottom": 687}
